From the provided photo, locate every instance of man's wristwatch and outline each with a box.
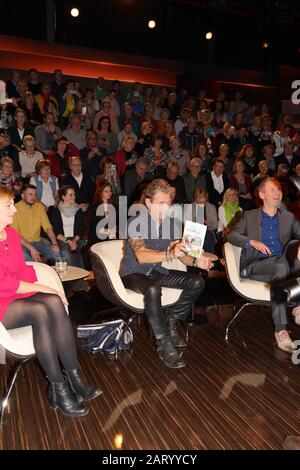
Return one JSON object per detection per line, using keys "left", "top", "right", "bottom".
{"left": 192, "top": 257, "right": 197, "bottom": 268}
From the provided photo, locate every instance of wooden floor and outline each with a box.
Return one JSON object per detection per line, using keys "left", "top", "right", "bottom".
{"left": 1, "top": 289, "right": 300, "bottom": 450}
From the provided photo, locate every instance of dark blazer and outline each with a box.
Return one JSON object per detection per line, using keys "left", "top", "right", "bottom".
{"left": 226, "top": 208, "right": 300, "bottom": 272}
{"left": 7, "top": 125, "right": 35, "bottom": 149}
{"left": 206, "top": 172, "right": 229, "bottom": 207}
{"left": 61, "top": 173, "right": 94, "bottom": 205}
{"left": 49, "top": 207, "right": 85, "bottom": 239}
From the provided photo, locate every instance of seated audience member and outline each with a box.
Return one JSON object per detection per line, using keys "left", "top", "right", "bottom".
{"left": 178, "top": 116, "right": 202, "bottom": 156}
{"left": 134, "top": 121, "right": 154, "bottom": 156}
{"left": 226, "top": 177, "right": 300, "bottom": 352}
{"left": 216, "top": 143, "right": 233, "bottom": 176}
{"left": 115, "top": 135, "right": 138, "bottom": 178}
{"left": 59, "top": 80, "right": 79, "bottom": 126}
{"left": 229, "top": 159, "right": 253, "bottom": 210}
{"left": 192, "top": 186, "right": 218, "bottom": 254}
{"left": 0, "top": 157, "right": 22, "bottom": 195}
{"left": 29, "top": 159, "right": 59, "bottom": 210}
{"left": 48, "top": 136, "right": 79, "bottom": 179}
{"left": 88, "top": 180, "right": 117, "bottom": 246}
{"left": 128, "top": 90, "right": 144, "bottom": 119}
{"left": 27, "top": 68, "right": 42, "bottom": 95}
{"left": 216, "top": 122, "right": 237, "bottom": 154}
{"left": 50, "top": 69, "right": 66, "bottom": 103}
{"left": 62, "top": 156, "right": 94, "bottom": 209}
{"left": 119, "top": 179, "right": 212, "bottom": 369}
{"left": 260, "top": 143, "right": 276, "bottom": 174}
{"left": 97, "top": 155, "right": 121, "bottom": 200}
{"left": 144, "top": 134, "right": 169, "bottom": 178}
{"left": 273, "top": 124, "right": 291, "bottom": 157}
{"left": 218, "top": 188, "right": 242, "bottom": 233}
{"left": 123, "top": 157, "right": 150, "bottom": 206}
{"left": 194, "top": 143, "right": 212, "bottom": 174}
{"left": 117, "top": 122, "right": 137, "bottom": 147}
{"left": 0, "top": 100, "right": 15, "bottom": 130}
{"left": 7, "top": 108, "right": 35, "bottom": 151}
{"left": 35, "top": 82, "right": 58, "bottom": 117}
{"left": 80, "top": 87, "right": 100, "bottom": 124}
{"left": 11, "top": 184, "right": 61, "bottom": 263}
{"left": 174, "top": 107, "right": 192, "bottom": 136}
{"left": 95, "top": 116, "right": 119, "bottom": 155}
{"left": 19, "top": 135, "right": 43, "bottom": 179}
{"left": 93, "top": 99, "right": 119, "bottom": 135}
{"left": 290, "top": 163, "right": 300, "bottom": 193}
{"left": 163, "top": 121, "right": 176, "bottom": 151}
{"left": 46, "top": 99, "right": 61, "bottom": 128}
{"left": 252, "top": 160, "right": 270, "bottom": 188}
{"left": 0, "top": 128, "right": 21, "bottom": 173}
{"left": 140, "top": 103, "right": 157, "bottom": 130}
{"left": 15, "top": 80, "right": 29, "bottom": 107}
{"left": 275, "top": 141, "right": 300, "bottom": 175}
{"left": 6, "top": 70, "right": 20, "bottom": 98}
{"left": 164, "top": 162, "right": 187, "bottom": 203}
{"left": 167, "top": 136, "right": 190, "bottom": 177}
{"left": 237, "top": 143, "right": 258, "bottom": 178}
{"left": 35, "top": 111, "right": 62, "bottom": 155}
{"left": 0, "top": 186, "right": 101, "bottom": 418}
{"left": 206, "top": 158, "right": 229, "bottom": 208}
{"left": 80, "top": 130, "right": 102, "bottom": 181}
{"left": 63, "top": 115, "right": 86, "bottom": 151}
{"left": 156, "top": 108, "right": 171, "bottom": 135}
{"left": 94, "top": 76, "right": 107, "bottom": 103}
{"left": 183, "top": 157, "right": 206, "bottom": 203}
{"left": 105, "top": 88, "right": 120, "bottom": 121}
{"left": 166, "top": 92, "right": 180, "bottom": 121}
{"left": 119, "top": 102, "right": 140, "bottom": 136}
{"left": 19, "top": 92, "right": 43, "bottom": 128}
{"left": 49, "top": 186, "right": 87, "bottom": 270}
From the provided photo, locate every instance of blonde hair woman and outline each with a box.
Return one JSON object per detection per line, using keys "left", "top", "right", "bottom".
{"left": 218, "top": 188, "right": 242, "bottom": 233}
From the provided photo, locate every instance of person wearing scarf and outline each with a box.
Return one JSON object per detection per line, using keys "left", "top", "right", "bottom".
{"left": 49, "top": 185, "right": 87, "bottom": 270}
{"left": 218, "top": 188, "right": 242, "bottom": 233}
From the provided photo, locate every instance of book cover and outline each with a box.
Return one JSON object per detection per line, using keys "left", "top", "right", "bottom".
{"left": 182, "top": 220, "right": 207, "bottom": 258}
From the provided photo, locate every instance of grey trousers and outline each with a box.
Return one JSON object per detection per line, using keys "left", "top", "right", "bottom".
{"left": 245, "top": 240, "right": 300, "bottom": 331}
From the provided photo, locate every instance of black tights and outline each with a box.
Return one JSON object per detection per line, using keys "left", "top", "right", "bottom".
{"left": 2, "top": 293, "right": 77, "bottom": 382}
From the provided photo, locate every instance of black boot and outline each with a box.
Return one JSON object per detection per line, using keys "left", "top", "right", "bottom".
{"left": 157, "top": 337, "right": 186, "bottom": 369}
{"left": 65, "top": 369, "right": 103, "bottom": 401}
{"left": 47, "top": 381, "right": 89, "bottom": 417}
{"left": 167, "top": 316, "right": 186, "bottom": 348}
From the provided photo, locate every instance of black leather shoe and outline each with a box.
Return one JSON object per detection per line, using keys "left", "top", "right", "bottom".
{"left": 47, "top": 381, "right": 89, "bottom": 417}
{"left": 65, "top": 369, "right": 103, "bottom": 401}
{"left": 166, "top": 317, "right": 186, "bottom": 348}
{"left": 157, "top": 337, "right": 186, "bottom": 369}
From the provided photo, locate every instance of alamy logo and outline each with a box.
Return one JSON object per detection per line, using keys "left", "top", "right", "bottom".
{"left": 291, "top": 340, "right": 300, "bottom": 364}
{"left": 291, "top": 80, "right": 300, "bottom": 105}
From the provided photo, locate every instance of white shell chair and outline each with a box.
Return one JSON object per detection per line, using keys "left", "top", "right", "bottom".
{"left": 223, "top": 242, "right": 271, "bottom": 341}
{"left": 90, "top": 240, "right": 188, "bottom": 349}
{"left": 0, "top": 262, "right": 67, "bottom": 425}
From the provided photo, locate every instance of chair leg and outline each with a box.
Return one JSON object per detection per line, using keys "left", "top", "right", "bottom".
{"left": 0, "top": 356, "right": 34, "bottom": 426}
{"left": 225, "top": 302, "right": 254, "bottom": 342}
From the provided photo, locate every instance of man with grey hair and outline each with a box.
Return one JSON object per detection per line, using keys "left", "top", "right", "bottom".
{"left": 123, "top": 157, "right": 151, "bottom": 206}
{"left": 183, "top": 157, "right": 206, "bottom": 203}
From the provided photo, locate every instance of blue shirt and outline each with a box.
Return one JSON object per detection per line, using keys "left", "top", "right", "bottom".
{"left": 260, "top": 211, "right": 282, "bottom": 258}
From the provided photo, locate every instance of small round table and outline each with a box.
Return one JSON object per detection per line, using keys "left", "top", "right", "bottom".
{"left": 56, "top": 266, "right": 90, "bottom": 283}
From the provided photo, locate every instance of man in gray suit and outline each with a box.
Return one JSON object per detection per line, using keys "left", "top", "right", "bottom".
{"left": 226, "top": 177, "right": 300, "bottom": 352}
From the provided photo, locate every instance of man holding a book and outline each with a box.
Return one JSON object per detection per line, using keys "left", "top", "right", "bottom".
{"left": 119, "top": 179, "right": 213, "bottom": 369}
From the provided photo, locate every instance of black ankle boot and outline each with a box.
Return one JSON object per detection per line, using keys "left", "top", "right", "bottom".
{"left": 167, "top": 317, "right": 186, "bottom": 348}
{"left": 65, "top": 369, "right": 103, "bottom": 401}
{"left": 47, "top": 381, "right": 89, "bottom": 417}
{"left": 156, "top": 337, "right": 186, "bottom": 369}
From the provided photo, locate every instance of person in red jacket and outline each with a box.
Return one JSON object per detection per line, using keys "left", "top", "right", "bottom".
{"left": 0, "top": 187, "right": 101, "bottom": 417}
{"left": 115, "top": 135, "right": 138, "bottom": 178}
{"left": 48, "top": 136, "right": 80, "bottom": 179}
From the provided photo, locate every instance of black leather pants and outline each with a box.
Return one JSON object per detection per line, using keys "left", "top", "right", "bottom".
{"left": 122, "top": 269, "right": 205, "bottom": 339}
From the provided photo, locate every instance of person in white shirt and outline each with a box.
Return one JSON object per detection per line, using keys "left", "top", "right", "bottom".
{"left": 30, "top": 159, "right": 59, "bottom": 209}
{"left": 273, "top": 124, "right": 291, "bottom": 158}
{"left": 19, "top": 135, "right": 43, "bottom": 178}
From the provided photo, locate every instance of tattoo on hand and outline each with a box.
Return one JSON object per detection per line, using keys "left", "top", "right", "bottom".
{"left": 129, "top": 238, "right": 145, "bottom": 252}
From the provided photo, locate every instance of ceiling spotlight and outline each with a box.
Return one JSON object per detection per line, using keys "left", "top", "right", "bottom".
{"left": 70, "top": 8, "right": 80, "bottom": 17}
{"left": 206, "top": 32, "right": 213, "bottom": 40}
{"left": 262, "top": 42, "right": 269, "bottom": 49}
{"left": 148, "top": 20, "right": 156, "bottom": 29}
